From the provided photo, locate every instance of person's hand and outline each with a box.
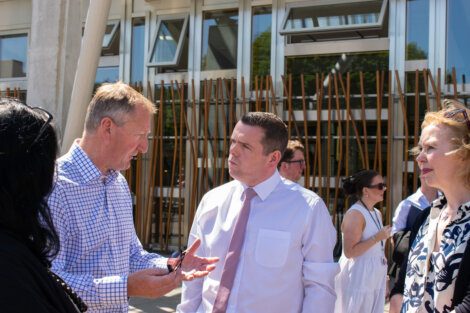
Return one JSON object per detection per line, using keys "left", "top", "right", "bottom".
{"left": 389, "top": 294, "right": 403, "bottom": 313}
{"left": 376, "top": 225, "right": 392, "bottom": 241}
{"left": 385, "top": 275, "right": 390, "bottom": 301}
{"left": 127, "top": 268, "right": 182, "bottom": 298}
{"left": 179, "top": 238, "right": 219, "bottom": 281}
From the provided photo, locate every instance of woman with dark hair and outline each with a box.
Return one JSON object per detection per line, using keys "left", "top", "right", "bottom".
{"left": 400, "top": 99, "right": 470, "bottom": 313}
{"left": 334, "top": 169, "right": 392, "bottom": 313}
{"left": 0, "top": 98, "right": 86, "bottom": 312}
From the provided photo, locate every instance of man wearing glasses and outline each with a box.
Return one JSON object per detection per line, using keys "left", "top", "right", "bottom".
{"left": 48, "top": 82, "right": 217, "bottom": 313}
{"left": 178, "top": 112, "right": 338, "bottom": 313}
{"left": 278, "top": 139, "right": 306, "bottom": 183}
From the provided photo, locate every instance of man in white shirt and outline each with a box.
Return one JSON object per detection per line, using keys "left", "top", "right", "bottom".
{"left": 177, "top": 112, "right": 339, "bottom": 313}
{"left": 278, "top": 139, "right": 306, "bottom": 183}
{"left": 391, "top": 176, "right": 439, "bottom": 235}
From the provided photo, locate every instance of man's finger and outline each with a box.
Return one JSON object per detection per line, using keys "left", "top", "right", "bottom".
{"left": 186, "top": 238, "right": 201, "bottom": 255}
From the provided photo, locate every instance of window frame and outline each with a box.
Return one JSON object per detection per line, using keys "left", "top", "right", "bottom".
{"left": 102, "top": 20, "right": 120, "bottom": 49}
{"left": 280, "top": 0, "right": 388, "bottom": 36}
{"left": 147, "top": 13, "right": 189, "bottom": 67}
{"left": 0, "top": 31, "right": 29, "bottom": 83}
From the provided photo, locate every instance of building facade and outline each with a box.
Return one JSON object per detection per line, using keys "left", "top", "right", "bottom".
{"left": 1, "top": 0, "right": 469, "bottom": 250}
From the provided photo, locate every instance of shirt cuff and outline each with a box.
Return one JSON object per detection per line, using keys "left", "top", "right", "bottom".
{"left": 93, "top": 275, "right": 128, "bottom": 306}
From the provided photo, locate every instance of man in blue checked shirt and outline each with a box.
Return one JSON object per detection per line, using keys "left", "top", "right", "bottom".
{"left": 48, "top": 82, "right": 218, "bottom": 313}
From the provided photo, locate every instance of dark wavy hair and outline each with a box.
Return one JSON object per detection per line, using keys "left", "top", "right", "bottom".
{"left": 0, "top": 98, "right": 59, "bottom": 267}
{"left": 240, "top": 112, "right": 288, "bottom": 156}
{"left": 342, "top": 169, "right": 380, "bottom": 199}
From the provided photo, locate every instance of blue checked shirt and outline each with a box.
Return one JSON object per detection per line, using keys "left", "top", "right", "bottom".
{"left": 49, "top": 142, "right": 168, "bottom": 313}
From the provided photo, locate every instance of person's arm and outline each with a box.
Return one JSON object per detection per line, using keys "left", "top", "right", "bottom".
{"left": 389, "top": 207, "right": 432, "bottom": 313}
{"left": 48, "top": 186, "right": 129, "bottom": 309}
{"left": 301, "top": 197, "right": 340, "bottom": 313}
{"left": 392, "top": 200, "right": 410, "bottom": 235}
{"left": 342, "top": 209, "right": 391, "bottom": 259}
{"left": 454, "top": 241, "right": 470, "bottom": 313}
{"left": 128, "top": 229, "right": 168, "bottom": 273}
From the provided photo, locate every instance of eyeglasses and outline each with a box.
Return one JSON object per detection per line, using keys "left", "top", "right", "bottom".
{"left": 286, "top": 159, "right": 305, "bottom": 166}
{"left": 368, "top": 183, "right": 386, "bottom": 190}
{"left": 27, "top": 107, "right": 53, "bottom": 153}
{"left": 444, "top": 108, "right": 470, "bottom": 131}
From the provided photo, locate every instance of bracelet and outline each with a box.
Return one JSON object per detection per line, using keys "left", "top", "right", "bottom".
{"left": 371, "top": 235, "right": 377, "bottom": 243}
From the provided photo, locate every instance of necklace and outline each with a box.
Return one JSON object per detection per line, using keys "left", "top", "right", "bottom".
{"left": 48, "top": 269, "right": 88, "bottom": 312}
{"left": 359, "top": 200, "right": 384, "bottom": 249}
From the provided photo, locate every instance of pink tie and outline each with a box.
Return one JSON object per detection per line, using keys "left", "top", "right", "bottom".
{"left": 212, "top": 187, "right": 257, "bottom": 313}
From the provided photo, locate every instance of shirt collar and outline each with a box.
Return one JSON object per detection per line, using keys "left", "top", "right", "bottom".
{"left": 68, "top": 141, "right": 118, "bottom": 184}
{"left": 239, "top": 170, "right": 282, "bottom": 202}
{"left": 408, "top": 188, "right": 427, "bottom": 205}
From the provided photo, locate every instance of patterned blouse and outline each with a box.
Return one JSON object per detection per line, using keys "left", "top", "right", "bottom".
{"left": 401, "top": 196, "right": 470, "bottom": 313}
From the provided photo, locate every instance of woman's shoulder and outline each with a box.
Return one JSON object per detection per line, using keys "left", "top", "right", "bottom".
{"left": 348, "top": 202, "right": 366, "bottom": 214}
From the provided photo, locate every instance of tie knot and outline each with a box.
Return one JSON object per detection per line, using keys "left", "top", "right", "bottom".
{"left": 244, "top": 188, "right": 257, "bottom": 202}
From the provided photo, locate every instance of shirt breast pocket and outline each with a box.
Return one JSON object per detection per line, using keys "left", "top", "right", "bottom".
{"left": 255, "top": 229, "right": 291, "bottom": 268}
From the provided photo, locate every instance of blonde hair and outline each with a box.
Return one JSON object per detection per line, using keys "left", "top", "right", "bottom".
{"left": 412, "top": 99, "right": 470, "bottom": 187}
{"left": 85, "top": 81, "right": 156, "bottom": 132}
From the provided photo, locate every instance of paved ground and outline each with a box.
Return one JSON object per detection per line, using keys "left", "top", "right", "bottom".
{"left": 129, "top": 286, "right": 390, "bottom": 313}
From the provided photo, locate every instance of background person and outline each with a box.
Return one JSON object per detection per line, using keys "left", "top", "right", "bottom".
{"left": 278, "top": 139, "right": 305, "bottom": 183}
{"left": 334, "top": 169, "right": 391, "bottom": 313}
{"left": 49, "top": 82, "right": 218, "bottom": 313}
{"left": 391, "top": 176, "right": 439, "bottom": 235}
{"left": 0, "top": 98, "right": 85, "bottom": 312}
{"left": 400, "top": 99, "right": 470, "bottom": 313}
{"left": 178, "top": 112, "right": 338, "bottom": 313}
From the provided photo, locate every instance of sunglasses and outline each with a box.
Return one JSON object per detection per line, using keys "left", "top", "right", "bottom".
{"left": 286, "top": 159, "right": 305, "bottom": 166}
{"left": 0, "top": 101, "right": 53, "bottom": 153}
{"left": 368, "top": 183, "right": 386, "bottom": 190}
{"left": 27, "top": 107, "right": 53, "bottom": 153}
{"left": 444, "top": 108, "right": 470, "bottom": 131}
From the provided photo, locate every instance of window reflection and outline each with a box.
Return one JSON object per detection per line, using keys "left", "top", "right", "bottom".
{"left": 150, "top": 19, "right": 185, "bottom": 65}
{"left": 446, "top": 0, "right": 470, "bottom": 84}
{"left": 251, "top": 6, "right": 271, "bottom": 89}
{"left": 0, "top": 34, "right": 28, "bottom": 78}
{"left": 406, "top": 0, "right": 429, "bottom": 60}
{"left": 286, "top": 51, "right": 389, "bottom": 103}
{"left": 95, "top": 66, "right": 119, "bottom": 90}
{"left": 201, "top": 10, "right": 238, "bottom": 71}
{"left": 131, "top": 17, "right": 145, "bottom": 85}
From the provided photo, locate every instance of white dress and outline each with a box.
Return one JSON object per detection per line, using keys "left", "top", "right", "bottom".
{"left": 334, "top": 203, "right": 388, "bottom": 313}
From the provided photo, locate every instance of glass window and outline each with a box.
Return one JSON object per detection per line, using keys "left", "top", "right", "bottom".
{"left": 149, "top": 15, "right": 188, "bottom": 66}
{"left": 103, "top": 20, "right": 120, "bottom": 49}
{"left": 446, "top": 0, "right": 470, "bottom": 84}
{"left": 95, "top": 66, "right": 119, "bottom": 89}
{"left": 131, "top": 17, "right": 145, "bottom": 84}
{"left": 406, "top": 0, "right": 429, "bottom": 60}
{"left": 251, "top": 6, "right": 272, "bottom": 88}
{"left": 201, "top": 10, "right": 238, "bottom": 71}
{"left": 286, "top": 51, "right": 389, "bottom": 102}
{"left": 101, "top": 21, "right": 120, "bottom": 56}
{"left": 281, "top": 0, "right": 388, "bottom": 42}
{"left": 0, "top": 34, "right": 28, "bottom": 78}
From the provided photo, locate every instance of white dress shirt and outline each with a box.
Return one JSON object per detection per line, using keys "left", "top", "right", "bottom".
{"left": 391, "top": 188, "right": 432, "bottom": 235}
{"left": 177, "top": 171, "right": 339, "bottom": 313}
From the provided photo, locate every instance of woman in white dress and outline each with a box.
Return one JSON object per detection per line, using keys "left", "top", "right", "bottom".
{"left": 335, "top": 169, "right": 392, "bottom": 313}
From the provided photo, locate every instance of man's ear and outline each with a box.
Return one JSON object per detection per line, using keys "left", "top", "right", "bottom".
{"left": 100, "top": 117, "right": 113, "bottom": 135}
{"left": 268, "top": 150, "right": 282, "bottom": 167}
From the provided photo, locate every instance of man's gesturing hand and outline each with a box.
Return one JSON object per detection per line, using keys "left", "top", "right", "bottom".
{"left": 127, "top": 238, "right": 218, "bottom": 298}
{"left": 177, "top": 238, "right": 219, "bottom": 281}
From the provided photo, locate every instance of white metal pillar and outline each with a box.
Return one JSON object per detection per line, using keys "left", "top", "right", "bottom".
{"left": 61, "top": 0, "right": 112, "bottom": 155}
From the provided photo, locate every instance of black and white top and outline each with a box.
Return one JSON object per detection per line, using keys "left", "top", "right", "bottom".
{"left": 402, "top": 196, "right": 470, "bottom": 313}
